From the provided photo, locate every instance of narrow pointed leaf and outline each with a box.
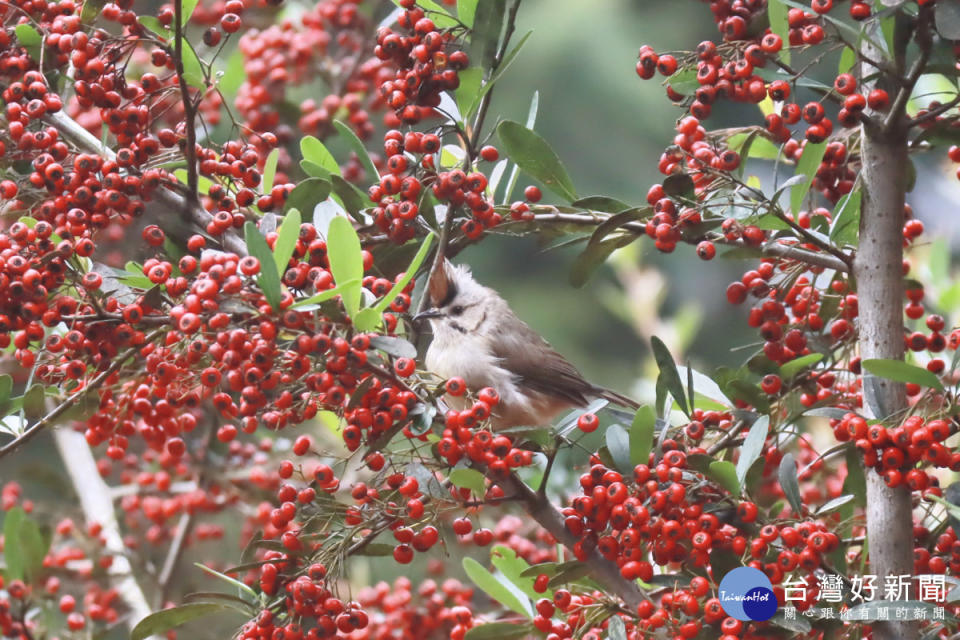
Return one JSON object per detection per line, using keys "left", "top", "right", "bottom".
{"left": 736, "top": 415, "right": 769, "bottom": 488}
{"left": 630, "top": 405, "right": 655, "bottom": 466}
{"left": 778, "top": 453, "right": 803, "bottom": 515}
{"left": 332, "top": 121, "right": 379, "bottom": 183}
{"left": 273, "top": 209, "right": 302, "bottom": 278}
{"left": 497, "top": 121, "right": 577, "bottom": 202}
{"left": 605, "top": 423, "right": 632, "bottom": 474}
{"left": 244, "top": 222, "right": 281, "bottom": 310}
{"left": 300, "top": 136, "right": 341, "bottom": 176}
{"left": 326, "top": 216, "right": 364, "bottom": 317}
{"left": 862, "top": 358, "right": 944, "bottom": 392}
{"left": 462, "top": 557, "right": 532, "bottom": 618}
{"left": 131, "top": 603, "right": 236, "bottom": 640}
{"left": 650, "top": 336, "right": 689, "bottom": 416}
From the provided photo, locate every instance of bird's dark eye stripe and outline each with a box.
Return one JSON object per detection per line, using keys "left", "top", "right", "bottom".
{"left": 437, "top": 283, "right": 458, "bottom": 308}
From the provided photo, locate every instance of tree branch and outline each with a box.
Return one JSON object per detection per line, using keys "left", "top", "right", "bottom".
{"left": 44, "top": 111, "right": 247, "bottom": 256}
{"left": 0, "top": 330, "right": 165, "bottom": 461}
{"left": 53, "top": 429, "right": 161, "bottom": 639}
{"left": 505, "top": 211, "right": 850, "bottom": 273}
{"left": 493, "top": 470, "right": 647, "bottom": 612}
{"left": 173, "top": 0, "right": 200, "bottom": 205}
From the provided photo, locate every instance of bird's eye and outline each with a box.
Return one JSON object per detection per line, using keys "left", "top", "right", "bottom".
{"left": 450, "top": 305, "right": 464, "bottom": 316}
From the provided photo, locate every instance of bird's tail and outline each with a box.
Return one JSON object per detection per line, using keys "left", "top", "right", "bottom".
{"left": 595, "top": 387, "right": 641, "bottom": 410}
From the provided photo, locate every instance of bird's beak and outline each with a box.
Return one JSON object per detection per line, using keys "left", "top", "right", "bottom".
{"left": 412, "top": 308, "right": 443, "bottom": 322}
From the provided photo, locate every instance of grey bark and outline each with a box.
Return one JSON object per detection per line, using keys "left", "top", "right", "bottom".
{"left": 856, "top": 125, "right": 917, "bottom": 640}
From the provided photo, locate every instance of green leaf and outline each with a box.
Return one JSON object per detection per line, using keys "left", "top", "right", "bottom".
{"left": 458, "top": 0, "right": 479, "bottom": 28}
{"left": 830, "top": 189, "right": 862, "bottom": 247}
{"left": 862, "top": 358, "right": 944, "bottom": 392}
{"left": 300, "top": 136, "right": 340, "bottom": 176}
{"left": 728, "top": 131, "right": 780, "bottom": 161}
{"left": 22, "top": 385, "right": 44, "bottom": 420}
{"left": 650, "top": 336, "right": 689, "bottom": 416}
{"left": 353, "top": 307, "right": 382, "bottom": 332}
{"left": 173, "top": 170, "right": 214, "bottom": 195}
{"left": 707, "top": 460, "right": 740, "bottom": 496}
{"left": 330, "top": 175, "right": 372, "bottom": 220}
{"left": 449, "top": 468, "right": 486, "bottom": 496}
{"left": 838, "top": 45, "right": 857, "bottom": 74}
{"left": 326, "top": 216, "right": 364, "bottom": 317}
{"left": 790, "top": 141, "right": 826, "bottom": 214}
{"left": 369, "top": 336, "right": 417, "bottom": 359}
{"left": 273, "top": 209, "right": 302, "bottom": 278}
{"left": 497, "top": 121, "right": 577, "bottom": 202}
{"left": 455, "top": 66, "right": 484, "bottom": 119}
{"left": 937, "top": 1, "right": 960, "bottom": 40}
{"left": 373, "top": 233, "right": 434, "bottom": 313}
{"left": 300, "top": 160, "right": 331, "bottom": 180}
{"left": 630, "top": 406, "right": 655, "bottom": 467}
{"left": 138, "top": 16, "right": 172, "bottom": 38}
{"left": 778, "top": 452, "right": 803, "bottom": 515}
{"left": 676, "top": 366, "right": 731, "bottom": 407}
{"left": 14, "top": 24, "right": 42, "bottom": 60}
{"left": 779, "top": 353, "right": 824, "bottom": 379}
{"left": 193, "top": 563, "right": 259, "bottom": 600}
{"left": 261, "top": 148, "right": 279, "bottom": 193}
{"left": 131, "top": 603, "right": 237, "bottom": 640}
{"left": 767, "top": 0, "right": 791, "bottom": 65}
{"left": 284, "top": 179, "right": 332, "bottom": 217}
{"left": 467, "top": 31, "right": 534, "bottom": 118}
{"left": 180, "top": 40, "right": 206, "bottom": 89}
{"left": 18, "top": 516, "right": 46, "bottom": 581}
{"left": 462, "top": 557, "right": 532, "bottom": 618}
{"left": 243, "top": 222, "right": 282, "bottom": 310}
{"left": 569, "top": 234, "right": 634, "bottom": 288}
{"left": 463, "top": 622, "right": 535, "bottom": 640}
{"left": 571, "top": 195, "right": 631, "bottom": 213}
{"left": 605, "top": 424, "right": 632, "bottom": 475}
{"left": 218, "top": 48, "right": 245, "bottom": 98}
{"left": 290, "top": 279, "right": 359, "bottom": 310}
{"left": 3, "top": 507, "right": 25, "bottom": 581}
{"left": 0, "top": 375, "right": 12, "bottom": 403}
{"left": 814, "top": 494, "right": 855, "bottom": 515}
{"left": 490, "top": 545, "right": 545, "bottom": 601}
{"left": 607, "top": 615, "right": 628, "bottom": 640}
{"left": 332, "top": 121, "right": 379, "bottom": 184}
{"left": 181, "top": 0, "right": 201, "bottom": 23}
{"left": 736, "top": 416, "right": 769, "bottom": 488}
{"left": 469, "top": 0, "right": 506, "bottom": 70}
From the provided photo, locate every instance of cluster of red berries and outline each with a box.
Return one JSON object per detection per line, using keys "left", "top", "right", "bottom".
{"left": 367, "top": 126, "right": 505, "bottom": 243}
{"left": 835, "top": 412, "right": 957, "bottom": 489}
{"left": 374, "top": 0, "right": 468, "bottom": 125}
{"left": 236, "top": 0, "right": 382, "bottom": 145}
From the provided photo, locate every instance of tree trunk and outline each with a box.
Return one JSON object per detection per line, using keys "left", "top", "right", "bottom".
{"left": 856, "top": 123, "right": 917, "bottom": 640}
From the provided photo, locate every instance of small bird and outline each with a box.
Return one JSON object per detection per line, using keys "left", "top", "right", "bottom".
{"left": 413, "top": 260, "right": 639, "bottom": 430}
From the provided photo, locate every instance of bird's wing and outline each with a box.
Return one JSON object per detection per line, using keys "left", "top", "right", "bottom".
{"left": 488, "top": 317, "right": 593, "bottom": 407}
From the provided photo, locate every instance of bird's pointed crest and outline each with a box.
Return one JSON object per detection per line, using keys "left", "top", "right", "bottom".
{"left": 428, "top": 259, "right": 458, "bottom": 307}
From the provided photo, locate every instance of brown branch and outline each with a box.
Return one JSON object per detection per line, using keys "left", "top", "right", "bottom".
{"left": 512, "top": 211, "right": 850, "bottom": 273}
{"left": 0, "top": 330, "right": 165, "bottom": 461}
{"left": 493, "top": 470, "right": 648, "bottom": 612}
{"left": 173, "top": 0, "right": 199, "bottom": 205}
{"left": 885, "top": 6, "right": 934, "bottom": 133}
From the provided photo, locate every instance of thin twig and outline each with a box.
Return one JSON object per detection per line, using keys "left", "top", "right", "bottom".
{"left": 173, "top": 0, "right": 199, "bottom": 205}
